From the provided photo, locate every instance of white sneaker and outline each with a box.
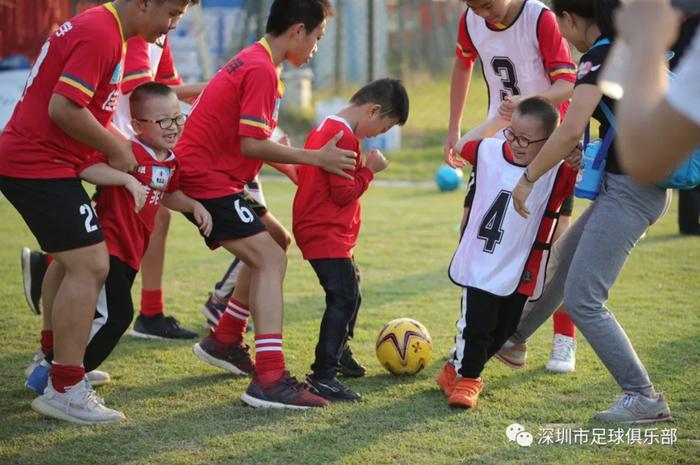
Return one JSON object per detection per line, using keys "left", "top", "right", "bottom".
{"left": 494, "top": 340, "right": 527, "bottom": 369}
{"left": 86, "top": 370, "right": 111, "bottom": 387}
{"left": 595, "top": 392, "right": 672, "bottom": 424}
{"left": 25, "top": 349, "right": 111, "bottom": 387}
{"left": 546, "top": 334, "right": 576, "bottom": 373}
{"left": 31, "top": 378, "right": 124, "bottom": 425}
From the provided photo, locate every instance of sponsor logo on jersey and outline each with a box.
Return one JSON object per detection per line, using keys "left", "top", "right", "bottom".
{"left": 150, "top": 166, "right": 171, "bottom": 190}
{"left": 55, "top": 22, "right": 73, "bottom": 37}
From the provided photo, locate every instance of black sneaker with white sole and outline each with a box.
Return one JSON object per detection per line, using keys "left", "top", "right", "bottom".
{"left": 339, "top": 345, "right": 366, "bottom": 378}
{"left": 192, "top": 333, "right": 255, "bottom": 375}
{"left": 129, "top": 314, "right": 198, "bottom": 340}
{"left": 21, "top": 247, "right": 48, "bottom": 315}
{"left": 306, "top": 375, "right": 362, "bottom": 402}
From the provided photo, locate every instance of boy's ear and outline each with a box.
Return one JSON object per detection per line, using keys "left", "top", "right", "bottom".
{"left": 131, "top": 118, "right": 143, "bottom": 134}
{"left": 368, "top": 103, "right": 383, "bottom": 118}
{"left": 289, "top": 22, "right": 306, "bottom": 38}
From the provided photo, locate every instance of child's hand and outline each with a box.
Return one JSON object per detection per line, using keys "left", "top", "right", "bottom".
{"left": 497, "top": 95, "right": 522, "bottom": 122}
{"left": 125, "top": 177, "right": 147, "bottom": 213}
{"left": 192, "top": 202, "right": 213, "bottom": 237}
{"left": 565, "top": 142, "right": 583, "bottom": 170}
{"left": 444, "top": 130, "right": 465, "bottom": 168}
{"left": 365, "top": 149, "right": 388, "bottom": 174}
{"left": 278, "top": 134, "right": 291, "bottom": 146}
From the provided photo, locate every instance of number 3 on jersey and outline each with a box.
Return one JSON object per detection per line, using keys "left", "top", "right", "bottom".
{"left": 478, "top": 190, "right": 511, "bottom": 253}
{"left": 491, "top": 57, "right": 520, "bottom": 101}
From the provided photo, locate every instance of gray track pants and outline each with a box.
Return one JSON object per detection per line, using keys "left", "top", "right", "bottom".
{"left": 512, "top": 173, "right": 668, "bottom": 394}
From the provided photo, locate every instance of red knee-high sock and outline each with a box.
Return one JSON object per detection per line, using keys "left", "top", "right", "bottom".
{"left": 40, "top": 330, "right": 53, "bottom": 356}
{"left": 214, "top": 297, "right": 250, "bottom": 344}
{"left": 254, "top": 333, "right": 285, "bottom": 383}
{"left": 553, "top": 308, "right": 576, "bottom": 338}
{"left": 213, "top": 298, "right": 250, "bottom": 345}
{"left": 140, "top": 289, "right": 164, "bottom": 317}
{"left": 50, "top": 362, "right": 85, "bottom": 393}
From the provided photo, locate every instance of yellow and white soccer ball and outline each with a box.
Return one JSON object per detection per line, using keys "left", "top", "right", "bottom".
{"left": 375, "top": 318, "right": 433, "bottom": 375}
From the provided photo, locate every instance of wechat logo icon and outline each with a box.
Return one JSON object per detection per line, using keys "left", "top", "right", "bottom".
{"left": 506, "top": 423, "right": 533, "bottom": 447}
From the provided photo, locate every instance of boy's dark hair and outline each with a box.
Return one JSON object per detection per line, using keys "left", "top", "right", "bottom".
{"left": 266, "top": 0, "right": 333, "bottom": 36}
{"left": 515, "top": 97, "right": 559, "bottom": 136}
{"left": 350, "top": 78, "right": 410, "bottom": 126}
{"left": 129, "top": 81, "right": 176, "bottom": 115}
{"left": 551, "top": 0, "right": 620, "bottom": 39}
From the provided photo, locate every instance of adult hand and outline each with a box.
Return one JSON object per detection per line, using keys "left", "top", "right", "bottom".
{"left": 513, "top": 175, "right": 533, "bottom": 218}
{"left": 444, "top": 129, "right": 465, "bottom": 168}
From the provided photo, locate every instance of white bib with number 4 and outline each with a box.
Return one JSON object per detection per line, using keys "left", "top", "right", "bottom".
{"left": 449, "top": 138, "right": 560, "bottom": 296}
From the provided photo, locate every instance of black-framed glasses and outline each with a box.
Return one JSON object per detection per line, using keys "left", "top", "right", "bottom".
{"left": 504, "top": 127, "right": 547, "bottom": 148}
{"left": 135, "top": 114, "right": 187, "bottom": 130}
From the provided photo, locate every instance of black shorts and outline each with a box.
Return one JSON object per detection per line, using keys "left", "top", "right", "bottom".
{"left": 186, "top": 193, "right": 267, "bottom": 249}
{"left": 0, "top": 176, "right": 104, "bottom": 253}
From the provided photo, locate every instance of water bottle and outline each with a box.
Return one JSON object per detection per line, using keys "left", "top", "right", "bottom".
{"left": 575, "top": 140, "right": 606, "bottom": 200}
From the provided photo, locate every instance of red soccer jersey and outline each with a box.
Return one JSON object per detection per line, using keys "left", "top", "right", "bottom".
{"left": 121, "top": 35, "right": 182, "bottom": 95}
{"left": 82, "top": 139, "right": 180, "bottom": 271}
{"left": 460, "top": 140, "right": 576, "bottom": 296}
{"left": 292, "top": 116, "right": 374, "bottom": 260}
{"left": 0, "top": 3, "right": 126, "bottom": 179}
{"left": 455, "top": 3, "right": 576, "bottom": 118}
{"left": 176, "top": 38, "right": 283, "bottom": 199}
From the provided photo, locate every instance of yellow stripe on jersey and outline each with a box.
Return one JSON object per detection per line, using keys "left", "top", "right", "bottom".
{"left": 104, "top": 2, "right": 126, "bottom": 54}
{"left": 549, "top": 68, "right": 577, "bottom": 77}
{"left": 456, "top": 43, "right": 474, "bottom": 59}
{"left": 58, "top": 75, "right": 95, "bottom": 98}
{"left": 240, "top": 118, "right": 271, "bottom": 131}
{"left": 122, "top": 71, "right": 153, "bottom": 82}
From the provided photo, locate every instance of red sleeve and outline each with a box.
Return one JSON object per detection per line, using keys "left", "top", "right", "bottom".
{"left": 455, "top": 10, "right": 477, "bottom": 66}
{"left": 155, "top": 37, "right": 182, "bottom": 86}
{"left": 121, "top": 37, "right": 152, "bottom": 94}
{"left": 459, "top": 140, "right": 480, "bottom": 166}
{"left": 78, "top": 152, "right": 109, "bottom": 174}
{"left": 537, "top": 10, "right": 577, "bottom": 84}
{"left": 238, "top": 66, "right": 277, "bottom": 139}
{"left": 53, "top": 35, "right": 120, "bottom": 107}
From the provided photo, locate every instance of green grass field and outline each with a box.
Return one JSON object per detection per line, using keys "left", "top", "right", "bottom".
{"left": 0, "top": 179, "right": 698, "bottom": 465}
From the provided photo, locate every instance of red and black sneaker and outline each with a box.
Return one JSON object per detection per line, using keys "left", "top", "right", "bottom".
{"left": 241, "top": 372, "right": 329, "bottom": 409}
{"left": 192, "top": 333, "right": 254, "bottom": 375}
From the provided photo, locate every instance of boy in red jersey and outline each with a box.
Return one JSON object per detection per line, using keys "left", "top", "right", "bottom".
{"left": 180, "top": 0, "right": 357, "bottom": 409}
{"left": 293, "top": 78, "right": 409, "bottom": 402}
{"left": 26, "top": 82, "right": 211, "bottom": 423}
{"left": 445, "top": 0, "right": 580, "bottom": 373}
{"left": 0, "top": 0, "right": 198, "bottom": 424}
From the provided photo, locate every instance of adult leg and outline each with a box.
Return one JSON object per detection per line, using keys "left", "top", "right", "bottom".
{"left": 563, "top": 174, "right": 667, "bottom": 395}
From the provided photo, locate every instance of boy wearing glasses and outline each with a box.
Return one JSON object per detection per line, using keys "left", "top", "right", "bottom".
{"left": 25, "top": 83, "right": 212, "bottom": 413}
{"left": 436, "top": 97, "right": 576, "bottom": 409}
